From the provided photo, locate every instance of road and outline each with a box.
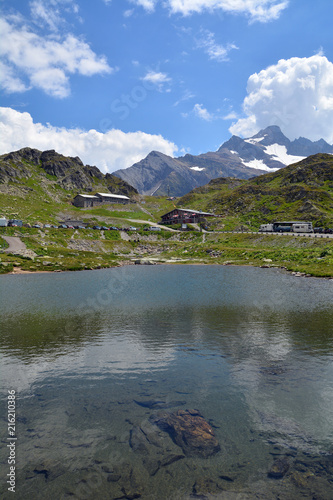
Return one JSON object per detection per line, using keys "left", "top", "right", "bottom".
{"left": 2, "top": 236, "right": 27, "bottom": 253}
{"left": 127, "top": 219, "right": 178, "bottom": 231}
{"left": 225, "top": 231, "right": 333, "bottom": 239}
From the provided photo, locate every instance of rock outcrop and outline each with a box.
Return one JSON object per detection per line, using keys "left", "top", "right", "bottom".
{"left": 0, "top": 147, "right": 138, "bottom": 197}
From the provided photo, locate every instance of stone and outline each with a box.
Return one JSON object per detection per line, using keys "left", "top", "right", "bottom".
{"left": 192, "top": 477, "right": 223, "bottom": 496}
{"left": 268, "top": 457, "right": 290, "bottom": 478}
{"left": 32, "top": 459, "right": 66, "bottom": 481}
{"left": 129, "top": 426, "right": 149, "bottom": 455}
{"left": 151, "top": 409, "right": 220, "bottom": 458}
{"left": 134, "top": 399, "right": 186, "bottom": 409}
{"left": 107, "top": 473, "right": 121, "bottom": 482}
{"left": 143, "top": 454, "right": 185, "bottom": 477}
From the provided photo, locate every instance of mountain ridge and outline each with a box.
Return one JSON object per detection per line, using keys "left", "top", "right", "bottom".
{"left": 176, "top": 153, "right": 333, "bottom": 229}
{"left": 114, "top": 126, "right": 333, "bottom": 197}
{"left": 0, "top": 147, "right": 138, "bottom": 197}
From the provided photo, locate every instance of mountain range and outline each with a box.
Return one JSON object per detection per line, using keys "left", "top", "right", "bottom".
{"left": 113, "top": 126, "right": 333, "bottom": 197}
{"left": 178, "top": 153, "right": 333, "bottom": 229}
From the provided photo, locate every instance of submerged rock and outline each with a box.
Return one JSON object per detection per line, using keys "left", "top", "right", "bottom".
{"left": 134, "top": 399, "right": 186, "bottom": 409}
{"left": 192, "top": 477, "right": 224, "bottom": 496}
{"left": 268, "top": 457, "right": 290, "bottom": 478}
{"left": 143, "top": 453, "right": 185, "bottom": 477}
{"left": 151, "top": 409, "right": 220, "bottom": 458}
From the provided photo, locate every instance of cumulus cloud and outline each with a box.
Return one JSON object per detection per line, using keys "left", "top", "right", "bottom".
{"left": 197, "top": 31, "right": 238, "bottom": 62}
{"left": 131, "top": 0, "right": 288, "bottom": 22}
{"left": 0, "top": 107, "right": 178, "bottom": 172}
{"left": 193, "top": 103, "right": 214, "bottom": 121}
{"left": 230, "top": 55, "right": 333, "bottom": 143}
{"left": 0, "top": 16, "right": 112, "bottom": 98}
{"left": 141, "top": 71, "right": 172, "bottom": 91}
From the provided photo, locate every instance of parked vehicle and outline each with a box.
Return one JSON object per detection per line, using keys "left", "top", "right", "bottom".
{"left": 109, "top": 226, "right": 119, "bottom": 230}
{"left": 43, "top": 224, "right": 51, "bottom": 228}
{"left": 8, "top": 219, "right": 23, "bottom": 227}
{"left": 259, "top": 221, "right": 314, "bottom": 233}
{"left": 259, "top": 224, "right": 274, "bottom": 232}
{"left": 273, "top": 221, "right": 313, "bottom": 233}
{"left": 148, "top": 226, "right": 161, "bottom": 231}
{"left": 324, "top": 228, "right": 333, "bottom": 234}
{"left": 74, "top": 225, "right": 86, "bottom": 229}
{"left": 291, "top": 222, "right": 314, "bottom": 233}
{"left": 0, "top": 217, "right": 8, "bottom": 227}
{"left": 92, "top": 225, "right": 101, "bottom": 230}
{"left": 314, "top": 227, "right": 324, "bottom": 233}
{"left": 58, "top": 224, "right": 68, "bottom": 229}
{"left": 32, "top": 224, "right": 41, "bottom": 228}
{"left": 128, "top": 226, "right": 137, "bottom": 231}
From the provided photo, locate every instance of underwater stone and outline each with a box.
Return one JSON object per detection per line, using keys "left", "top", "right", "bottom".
{"left": 151, "top": 409, "right": 220, "bottom": 458}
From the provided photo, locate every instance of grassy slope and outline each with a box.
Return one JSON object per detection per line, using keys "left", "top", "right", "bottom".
{"left": 177, "top": 154, "right": 333, "bottom": 230}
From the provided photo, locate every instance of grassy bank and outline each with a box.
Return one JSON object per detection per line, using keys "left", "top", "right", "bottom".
{"left": 0, "top": 227, "right": 332, "bottom": 277}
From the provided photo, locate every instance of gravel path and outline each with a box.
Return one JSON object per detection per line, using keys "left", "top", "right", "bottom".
{"left": 2, "top": 236, "right": 27, "bottom": 253}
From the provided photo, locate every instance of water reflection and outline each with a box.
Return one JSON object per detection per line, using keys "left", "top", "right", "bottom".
{"left": 0, "top": 266, "right": 333, "bottom": 499}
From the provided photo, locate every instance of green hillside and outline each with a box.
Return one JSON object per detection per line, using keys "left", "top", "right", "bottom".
{"left": 178, "top": 154, "right": 333, "bottom": 230}
{"left": 0, "top": 147, "right": 138, "bottom": 225}
{"left": 0, "top": 149, "right": 332, "bottom": 277}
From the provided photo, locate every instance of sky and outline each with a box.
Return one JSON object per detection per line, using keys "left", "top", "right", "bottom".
{"left": 1, "top": 0, "right": 333, "bottom": 173}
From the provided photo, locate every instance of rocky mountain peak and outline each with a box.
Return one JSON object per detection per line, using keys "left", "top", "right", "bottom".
{"left": 251, "top": 125, "right": 290, "bottom": 147}
{"left": 0, "top": 147, "right": 138, "bottom": 196}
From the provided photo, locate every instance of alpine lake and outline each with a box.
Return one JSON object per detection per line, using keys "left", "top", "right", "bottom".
{"left": 0, "top": 264, "right": 333, "bottom": 499}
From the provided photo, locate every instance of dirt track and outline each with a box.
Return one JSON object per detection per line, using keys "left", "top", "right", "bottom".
{"left": 2, "top": 236, "right": 27, "bottom": 253}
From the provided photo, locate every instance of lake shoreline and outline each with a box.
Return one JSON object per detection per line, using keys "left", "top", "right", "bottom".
{"left": 1, "top": 230, "right": 332, "bottom": 278}
{"left": 4, "top": 260, "right": 333, "bottom": 280}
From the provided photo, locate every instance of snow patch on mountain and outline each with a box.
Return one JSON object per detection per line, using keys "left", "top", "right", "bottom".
{"left": 190, "top": 166, "right": 205, "bottom": 171}
{"left": 244, "top": 136, "right": 266, "bottom": 145}
{"left": 241, "top": 159, "right": 279, "bottom": 172}
{"left": 264, "top": 144, "right": 305, "bottom": 165}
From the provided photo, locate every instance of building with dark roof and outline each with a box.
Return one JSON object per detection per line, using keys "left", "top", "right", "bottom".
{"left": 73, "top": 192, "right": 130, "bottom": 208}
{"left": 160, "top": 208, "right": 215, "bottom": 225}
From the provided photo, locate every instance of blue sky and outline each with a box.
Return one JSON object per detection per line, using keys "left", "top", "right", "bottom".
{"left": 1, "top": 0, "right": 333, "bottom": 173}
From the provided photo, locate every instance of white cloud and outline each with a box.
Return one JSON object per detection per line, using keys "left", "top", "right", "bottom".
{"left": 223, "top": 111, "right": 238, "bottom": 120}
{"left": 0, "top": 61, "right": 30, "bottom": 94}
{"left": 30, "top": 0, "right": 81, "bottom": 31}
{"left": 30, "top": 0, "right": 61, "bottom": 31}
{"left": 0, "top": 16, "right": 112, "bottom": 98}
{"left": 131, "top": 0, "right": 288, "bottom": 22}
{"left": 131, "top": 0, "right": 157, "bottom": 12}
{"left": 124, "top": 8, "right": 135, "bottom": 17}
{"left": 173, "top": 89, "right": 195, "bottom": 106}
{"left": 141, "top": 70, "right": 172, "bottom": 91}
{"left": 193, "top": 103, "right": 214, "bottom": 121}
{"left": 197, "top": 31, "right": 238, "bottom": 62}
{"left": 0, "top": 107, "right": 178, "bottom": 172}
{"left": 230, "top": 55, "right": 333, "bottom": 143}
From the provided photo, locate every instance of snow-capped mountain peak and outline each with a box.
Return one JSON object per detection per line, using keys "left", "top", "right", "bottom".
{"left": 114, "top": 125, "right": 333, "bottom": 196}
{"left": 219, "top": 125, "right": 333, "bottom": 172}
